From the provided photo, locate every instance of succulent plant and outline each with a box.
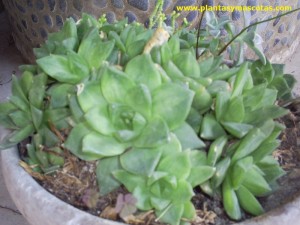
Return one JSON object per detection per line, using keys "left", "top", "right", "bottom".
{"left": 0, "top": 4, "right": 298, "bottom": 225}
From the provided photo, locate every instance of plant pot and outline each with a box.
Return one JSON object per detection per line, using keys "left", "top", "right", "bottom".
{"left": 2, "top": 144, "right": 300, "bottom": 225}
{"left": 2, "top": 0, "right": 300, "bottom": 63}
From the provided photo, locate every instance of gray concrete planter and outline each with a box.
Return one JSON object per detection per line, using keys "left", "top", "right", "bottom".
{"left": 1, "top": 146, "right": 300, "bottom": 225}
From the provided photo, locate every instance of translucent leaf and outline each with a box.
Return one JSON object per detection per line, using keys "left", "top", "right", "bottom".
{"left": 152, "top": 83, "right": 194, "bottom": 130}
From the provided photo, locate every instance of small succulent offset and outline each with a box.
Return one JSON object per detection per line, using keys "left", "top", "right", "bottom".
{"left": 0, "top": 4, "right": 297, "bottom": 225}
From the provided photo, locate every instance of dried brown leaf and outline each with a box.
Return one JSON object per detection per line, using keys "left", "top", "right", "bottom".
{"left": 100, "top": 206, "right": 117, "bottom": 221}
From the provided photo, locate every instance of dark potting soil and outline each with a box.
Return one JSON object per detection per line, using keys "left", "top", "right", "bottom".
{"left": 19, "top": 101, "right": 300, "bottom": 225}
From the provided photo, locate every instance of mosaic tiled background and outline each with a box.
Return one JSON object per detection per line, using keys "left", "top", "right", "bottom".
{"left": 2, "top": 0, "right": 300, "bottom": 63}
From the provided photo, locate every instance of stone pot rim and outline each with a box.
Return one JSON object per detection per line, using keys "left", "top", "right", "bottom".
{"left": 1, "top": 145, "right": 300, "bottom": 225}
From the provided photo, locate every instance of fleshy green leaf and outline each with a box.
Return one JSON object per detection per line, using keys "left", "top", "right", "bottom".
{"left": 157, "top": 203, "right": 184, "bottom": 225}
{"left": 222, "top": 177, "right": 242, "bottom": 220}
{"left": 113, "top": 170, "right": 146, "bottom": 193}
{"left": 84, "top": 106, "right": 114, "bottom": 135}
{"left": 120, "top": 147, "right": 162, "bottom": 176}
{"left": 134, "top": 117, "right": 169, "bottom": 148}
{"left": 158, "top": 152, "right": 191, "bottom": 180}
{"left": 173, "top": 122, "right": 205, "bottom": 150}
{"left": 125, "top": 54, "right": 162, "bottom": 91}
{"left": 188, "top": 166, "right": 216, "bottom": 188}
{"left": 231, "top": 156, "right": 253, "bottom": 190}
{"left": 47, "top": 83, "right": 74, "bottom": 108}
{"left": 173, "top": 51, "right": 200, "bottom": 78}
{"left": 207, "top": 136, "right": 228, "bottom": 166}
{"left": 211, "top": 157, "right": 231, "bottom": 189}
{"left": 232, "top": 128, "right": 267, "bottom": 162}
{"left": 242, "top": 168, "right": 272, "bottom": 196}
{"left": 9, "top": 111, "right": 31, "bottom": 128}
{"left": 200, "top": 114, "right": 226, "bottom": 140}
{"left": 215, "top": 91, "right": 230, "bottom": 121}
{"left": 30, "top": 104, "right": 43, "bottom": 130}
{"left": 256, "top": 156, "right": 285, "bottom": 183}
{"left": 82, "top": 132, "right": 127, "bottom": 158}
{"left": 125, "top": 84, "right": 152, "bottom": 119}
{"left": 64, "top": 123, "right": 105, "bottom": 160}
{"left": 152, "top": 83, "right": 194, "bottom": 130}
{"left": 29, "top": 73, "right": 47, "bottom": 109}
{"left": 78, "top": 28, "right": 115, "bottom": 69}
{"left": 222, "top": 96, "right": 245, "bottom": 123}
{"left": 101, "top": 67, "right": 135, "bottom": 103}
{"left": 37, "top": 52, "right": 89, "bottom": 84}
{"left": 251, "top": 140, "right": 280, "bottom": 163}
{"left": 236, "top": 185, "right": 264, "bottom": 216}
{"left": 77, "top": 81, "right": 107, "bottom": 112}
{"left": 231, "top": 62, "right": 249, "bottom": 99}
{"left": 243, "top": 32, "right": 266, "bottom": 65}
{"left": 221, "top": 122, "right": 253, "bottom": 138}
{"left": 96, "top": 156, "right": 121, "bottom": 196}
